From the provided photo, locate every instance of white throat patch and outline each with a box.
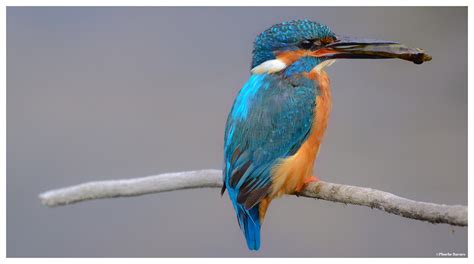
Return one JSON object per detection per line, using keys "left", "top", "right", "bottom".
{"left": 250, "top": 59, "right": 287, "bottom": 74}
{"left": 250, "top": 58, "right": 336, "bottom": 75}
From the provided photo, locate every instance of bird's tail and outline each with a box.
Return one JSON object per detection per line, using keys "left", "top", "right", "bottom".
{"left": 237, "top": 205, "right": 261, "bottom": 251}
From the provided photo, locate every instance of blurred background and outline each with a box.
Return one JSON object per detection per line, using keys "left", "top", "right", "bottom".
{"left": 7, "top": 7, "right": 467, "bottom": 257}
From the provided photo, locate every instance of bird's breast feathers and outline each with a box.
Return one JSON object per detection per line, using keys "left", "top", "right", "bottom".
{"left": 271, "top": 70, "right": 332, "bottom": 197}
{"left": 224, "top": 71, "right": 331, "bottom": 208}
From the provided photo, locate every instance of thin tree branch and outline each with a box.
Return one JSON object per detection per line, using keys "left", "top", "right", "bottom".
{"left": 38, "top": 169, "right": 467, "bottom": 227}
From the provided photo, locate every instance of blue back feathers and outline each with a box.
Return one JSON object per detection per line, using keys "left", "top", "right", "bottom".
{"left": 223, "top": 73, "right": 317, "bottom": 250}
{"left": 251, "top": 19, "right": 336, "bottom": 68}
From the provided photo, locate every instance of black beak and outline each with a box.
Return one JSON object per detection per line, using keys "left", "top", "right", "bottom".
{"left": 321, "top": 36, "right": 432, "bottom": 65}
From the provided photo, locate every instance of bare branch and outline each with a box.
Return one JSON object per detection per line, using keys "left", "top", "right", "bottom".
{"left": 39, "top": 170, "right": 223, "bottom": 207}
{"left": 38, "top": 169, "right": 467, "bottom": 227}
{"left": 299, "top": 181, "right": 467, "bottom": 226}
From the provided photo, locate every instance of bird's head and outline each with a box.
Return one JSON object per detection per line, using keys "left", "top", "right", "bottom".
{"left": 251, "top": 19, "right": 431, "bottom": 76}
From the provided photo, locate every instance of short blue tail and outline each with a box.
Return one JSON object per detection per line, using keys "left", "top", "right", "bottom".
{"left": 238, "top": 206, "right": 261, "bottom": 251}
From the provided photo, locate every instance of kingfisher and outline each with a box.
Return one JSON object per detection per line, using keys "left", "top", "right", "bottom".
{"left": 221, "top": 19, "right": 431, "bottom": 251}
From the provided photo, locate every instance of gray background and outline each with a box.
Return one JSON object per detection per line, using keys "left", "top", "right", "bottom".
{"left": 7, "top": 7, "right": 467, "bottom": 257}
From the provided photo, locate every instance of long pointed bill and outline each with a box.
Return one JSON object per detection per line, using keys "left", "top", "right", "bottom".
{"left": 318, "top": 36, "right": 432, "bottom": 64}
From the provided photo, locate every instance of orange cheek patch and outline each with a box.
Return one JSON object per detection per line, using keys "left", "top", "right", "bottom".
{"left": 275, "top": 49, "right": 310, "bottom": 65}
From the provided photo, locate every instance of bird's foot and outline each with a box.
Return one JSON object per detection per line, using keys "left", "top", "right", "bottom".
{"left": 295, "top": 175, "right": 320, "bottom": 196}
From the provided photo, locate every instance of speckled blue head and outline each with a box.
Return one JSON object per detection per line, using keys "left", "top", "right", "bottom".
{"left": 251, "top": 19, "right": 336, "bottom": 72}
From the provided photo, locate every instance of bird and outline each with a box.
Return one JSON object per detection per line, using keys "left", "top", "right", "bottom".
{"left": 221, "top": 19, "right": 431, "bottom": 251}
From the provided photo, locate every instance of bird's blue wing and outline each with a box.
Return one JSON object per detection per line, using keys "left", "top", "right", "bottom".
{"left": 223, "top": 73, "right": 317, "bottom": 210}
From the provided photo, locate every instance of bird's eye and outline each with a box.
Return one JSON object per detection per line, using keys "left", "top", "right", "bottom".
{"left": 299, "top": 40, "right": 313, "bottom": 49}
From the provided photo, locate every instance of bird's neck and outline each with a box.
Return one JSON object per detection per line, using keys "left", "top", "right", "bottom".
{"left": 307, "top": 69, "right": 331, "bottom": 97}
{"left": 282, "top": 56, "right": 321, "bottom": 77}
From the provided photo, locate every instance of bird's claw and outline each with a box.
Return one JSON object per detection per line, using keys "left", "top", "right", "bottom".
{"left": 295, "top": 175, "right": 320, "bottom": 195}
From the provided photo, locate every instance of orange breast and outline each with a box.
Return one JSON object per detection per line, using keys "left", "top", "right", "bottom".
{"left": 270, "top": 70, "right": 332, "bottom": 198}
